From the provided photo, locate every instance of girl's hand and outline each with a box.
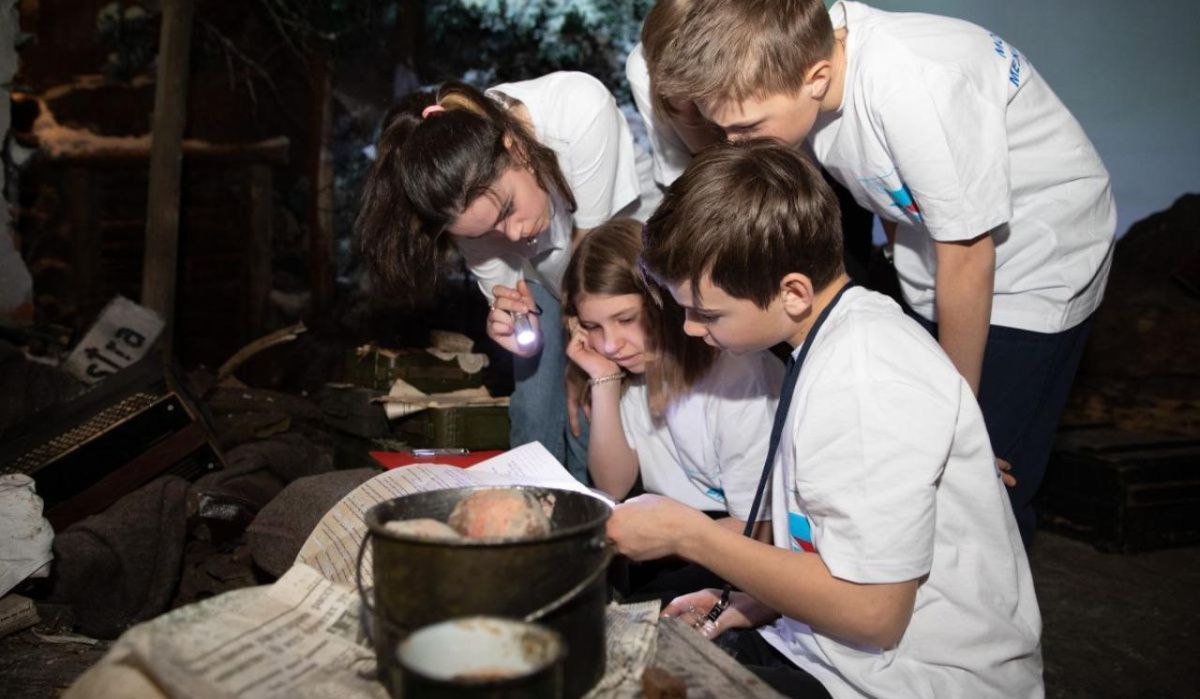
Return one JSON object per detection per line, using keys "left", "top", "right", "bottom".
{"left": 487, "top": 280, "right": 541, "bottom": 357}
{"left": 564, "top": 317, "right": 621, "bottom": 379}
{"left": 662, "top": 590, "right": 778, "bottom": 640}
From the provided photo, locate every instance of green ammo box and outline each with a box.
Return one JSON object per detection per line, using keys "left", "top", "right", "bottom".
{"left": 393, "top": 405, "right": 510, "bottom": 451}
{"left": 344, "top": 347, "right": 486, "bottom": 394}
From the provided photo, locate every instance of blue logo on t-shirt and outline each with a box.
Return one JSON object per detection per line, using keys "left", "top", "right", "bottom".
{"left": 989, "top": 32, "right": 1022, "bottom": 87}
{"left": 989, "top": 32, "right": 1007, "bottom": 58}
{"left": 788, "top": 511, "right": 816, "bottom": 553}
{"left": 886, "top": 184, "right": 922, "bottom": 220}
{"left": 859, "top": 171, "right": 923, "bottom": 222}
{"left": 706, "top": 487, "right": 727, "bottom": 503}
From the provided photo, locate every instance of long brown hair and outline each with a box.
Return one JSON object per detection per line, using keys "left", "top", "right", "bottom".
{"left": 562, "top": 217, "right": 717, "bottom": 416}
{"left": 357, "top": 81, "right": 576, "bottom": 304}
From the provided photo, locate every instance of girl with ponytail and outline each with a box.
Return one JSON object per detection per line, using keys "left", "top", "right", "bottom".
{"left": 358, "top": 72, "right": 659, "bottom": 480}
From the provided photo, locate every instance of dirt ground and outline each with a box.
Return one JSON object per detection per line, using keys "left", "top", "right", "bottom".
{"left": 1032, "top": 533, "right": 1200, "bottom": 697}
{"left": 1, "top": 529, "right": 1197, "bottom": 698}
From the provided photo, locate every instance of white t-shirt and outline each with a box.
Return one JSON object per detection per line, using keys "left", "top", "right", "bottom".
{"left": 812, "top": 2, "right": 1116, "bottom": 333}
{"left": 626, "top": 44, "right": 691, "bottom": 189}
{"left": 455, "top": 72, "right": 660, "bottom": 302}
{"left": 618, "top": 351, "right": 784, "bottom": 520}
{"left": 758, "top": 287, "right": 1043, "bottom": 698}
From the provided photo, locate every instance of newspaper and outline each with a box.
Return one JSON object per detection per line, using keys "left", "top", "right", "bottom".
{"left": 66, "top": 564, "right": 384, "bottom": 699}
{"left": 425, "top": 330, "right": 490, "bottom": 374}
{"left": 0, "top": 474, "right": 53, "bottom": 598}
{"left": 66, "top": 443, "right": 665, "bottom": 698}
{"left": 379, "top": 379, "right": 507, "bottom": 420}
{"left": 0, "top": 594, "right": 39, "bottom": 638}
{"left": 583, "top": 600, "right": 661, "bottom": 698}
{"left": 296, "top": 441, "right": 594, "bottom": 586}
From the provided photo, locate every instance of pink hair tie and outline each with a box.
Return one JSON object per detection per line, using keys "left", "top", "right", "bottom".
{"left": 421, "top": 104, "right": 446, "bottom": 119}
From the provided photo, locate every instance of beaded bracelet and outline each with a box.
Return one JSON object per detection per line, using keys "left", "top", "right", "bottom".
{"left": 587, "top": 372, "right": 625, "bottom": 387}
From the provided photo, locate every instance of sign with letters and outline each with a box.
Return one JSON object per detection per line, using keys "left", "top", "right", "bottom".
{"left": 63, "top": 296, "right": 164, "bottom": 384}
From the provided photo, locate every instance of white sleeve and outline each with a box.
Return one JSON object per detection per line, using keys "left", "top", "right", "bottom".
{"left": 454, "top": 238, "right": 523, "bottom": 302}
{"left": 873, "top": 64, "right": 1012, "bottom": 241}
{"left": 793, "top": 329, "right": 958, "bottom": 583}
{"left": 625, "top": 43, "right": 692, "bottom": 188}
{"left": 618, "top": 386, "right": 644, "bottom": 448}
{"left": 709, "top": 353, "right": 784, "bottom": 521}
{"left": 556, "top": 74, "right": 640, "bottom": 229}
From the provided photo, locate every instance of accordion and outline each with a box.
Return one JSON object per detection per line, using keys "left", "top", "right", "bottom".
{"left": 0, "top": 355, "right": 223, "bottom": 529}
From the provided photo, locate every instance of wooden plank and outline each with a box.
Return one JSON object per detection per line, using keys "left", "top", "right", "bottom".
{"left": 307, "top": 45, "right": 335, "bottom": 316}
{"left": 652, "top": 617, "right": 787, "bottom": 698}
{"left": 22, "top": 135, "right": 291, "bottom": 165}
{"left": 65, "top": 165, "right": 98, "bottom": 326}
{"left": 246, "top": 163, "right": 273, "bottom": 342}
{"left": 141, "top": 0, "right": 196, "bottom": 355}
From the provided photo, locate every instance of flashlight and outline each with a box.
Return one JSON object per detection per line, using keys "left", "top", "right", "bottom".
{"left": 512, "top": 311, "right": 539, "bottom": 349}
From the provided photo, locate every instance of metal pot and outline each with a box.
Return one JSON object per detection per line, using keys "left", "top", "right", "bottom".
{"left": 395, "top": 616, "right": 564, "bottom": 699}
{"left": 362, "top": 486, "right": 611, "bottom": 699}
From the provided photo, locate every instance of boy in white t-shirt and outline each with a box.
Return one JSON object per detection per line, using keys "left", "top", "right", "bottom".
{"left": 608, "top": 140, "right": 1042, "bottom": 698}
{"left": 562, "top": 217, "right": 782, "bottom": 601}
{"left": 625, "top": 0, "right": 877, "bottom": 281}
{"left": 561, "top": 217, "right": 783, "bottom": 518}
{"left": 648, "top": 0, "right": 1117, "bottom": 547}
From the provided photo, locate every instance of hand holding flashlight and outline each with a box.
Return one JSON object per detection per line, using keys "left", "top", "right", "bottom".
{"left": 512, "top": 311, "right": 538, "bottom": 350}
{"left": 486, "top": 281, "right": 542, "bottom": 356}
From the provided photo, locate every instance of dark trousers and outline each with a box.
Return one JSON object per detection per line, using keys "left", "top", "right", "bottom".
{"left": 717, "top": 629, "right": 832, "bottom": 698}
{"left": 912, "top": 314, "right": 1095, "bottom": 548}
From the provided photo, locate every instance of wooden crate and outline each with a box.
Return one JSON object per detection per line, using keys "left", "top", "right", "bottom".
{"left": 1040, "top": 426, "right": 1200, "bottom": 551}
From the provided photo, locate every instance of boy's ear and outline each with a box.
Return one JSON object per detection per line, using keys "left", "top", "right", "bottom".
{"left": 805, "top": 60, "right": 833, "bottom": 101}
{"left": 780, "top": 272, "right": 816, "bottom": 318}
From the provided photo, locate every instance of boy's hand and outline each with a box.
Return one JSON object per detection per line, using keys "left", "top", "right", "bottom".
{"left": 606, "top": 494, "right": 710, "bottom": 561}
{"left": 997, "top": 457, "right": 1017, "bottom": 488}
{"left": 663, "top": 589, "right": 779, "bottom": 640}
{"left": 486, "top": 281, "right": 541, "bottom": 357}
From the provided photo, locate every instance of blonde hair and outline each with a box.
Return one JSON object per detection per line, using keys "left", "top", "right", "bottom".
{"left": 653, "top": 0, "right": 834, "bottom": 104}
{"left": 641, "top": 0, "right": 693, "bottom": 120}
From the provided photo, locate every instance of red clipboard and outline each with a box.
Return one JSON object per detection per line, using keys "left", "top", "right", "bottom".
{"left": 370, "top": 450, "right": 504, "bottom": 470}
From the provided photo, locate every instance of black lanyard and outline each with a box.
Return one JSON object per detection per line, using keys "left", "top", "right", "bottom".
{"left": 699, "top": 281, "right": 856, "bottom": 628}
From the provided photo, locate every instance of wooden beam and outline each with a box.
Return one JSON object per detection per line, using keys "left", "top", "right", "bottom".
{"left": 24, "top": 135, "right": 292, "bottom": 165}
{"left": 141, "top": 0, "right": 196, "bottom": 356}
{"left": 246, "top": 163, "right": 274, "bottom": 343}
{"left": 65, "top": 165, "right": 97, "bottom": 326}
{"left": 307, "top": 44, "right": 335, "bottom": 317}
